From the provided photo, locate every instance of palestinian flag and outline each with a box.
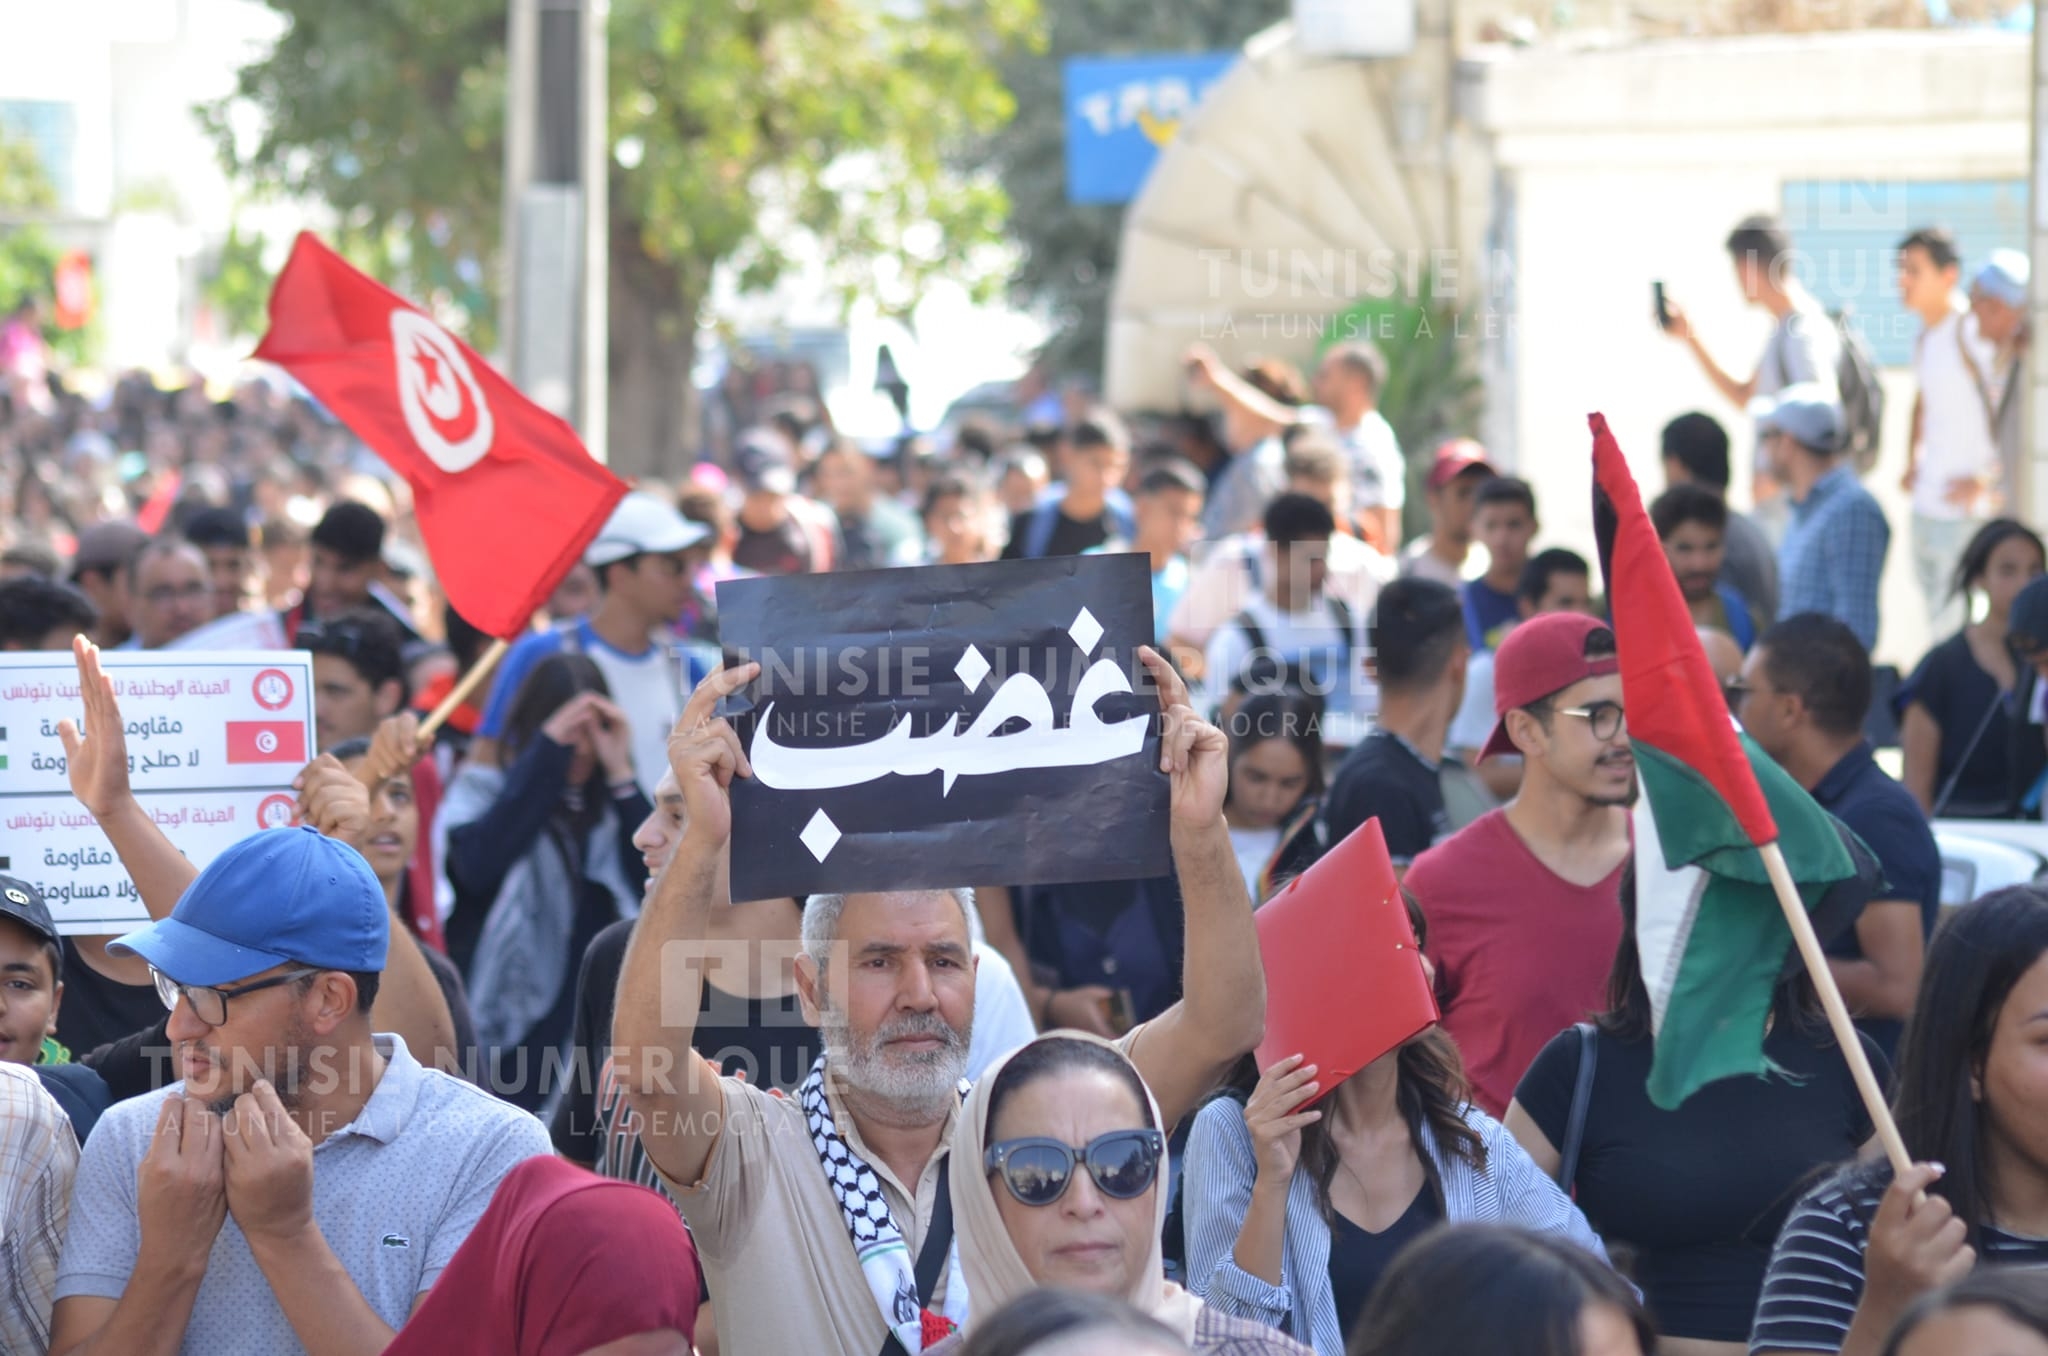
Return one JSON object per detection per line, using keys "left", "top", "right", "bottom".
{"left": 1591, "top": 413, "right": 1863, "bottom": 1108}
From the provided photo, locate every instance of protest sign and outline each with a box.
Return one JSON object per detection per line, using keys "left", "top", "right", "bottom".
{"left": 717, "top": 554, "right": 1169, "bottom": 900}
{"left": 0, "top": 651, "right": 316, "bottom": 934}
{"left": 1254, "top": 819, "right": 1438, "bottom": 1095}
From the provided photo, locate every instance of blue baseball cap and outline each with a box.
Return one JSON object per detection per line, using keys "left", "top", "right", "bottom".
{"left": 109, "top": 826, "right": 388, "bottom": 987}
{"left": 1751, "top": 383, "right": 1842, "bottom": 454}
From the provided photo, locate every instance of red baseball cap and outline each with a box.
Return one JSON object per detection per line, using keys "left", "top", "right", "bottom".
{"left": 1426, "top": 438, "right": 1496, "bottom": 491}
{"left": 1479, "top": 612, "right": 1620, "bottom": 760}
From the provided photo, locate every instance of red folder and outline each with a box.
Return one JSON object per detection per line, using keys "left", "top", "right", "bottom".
{"left": 1253, "top": 818, "right": 1439, "bottom": 1096}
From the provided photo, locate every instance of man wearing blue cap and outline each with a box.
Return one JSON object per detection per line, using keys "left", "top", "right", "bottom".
{"left": 1971, "top": 248, "right": 2030, "bottom": 516}
{"left": 50, "top": 826, "right": 550, "bottom": 1356}
{"left": 1764, "top": 382, "right": 1890, "bottom": 651}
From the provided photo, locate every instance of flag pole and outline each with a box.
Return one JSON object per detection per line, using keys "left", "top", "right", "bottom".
{"left": 1759, "top": 840, "right": 1913, "bottom": 1176}
{"left": 418, "top": 636, "right": 511, "bottom": 741}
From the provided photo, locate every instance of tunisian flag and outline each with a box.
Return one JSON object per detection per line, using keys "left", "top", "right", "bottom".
{"left": 254, "top": 233, "right": 627, "bottom": 639}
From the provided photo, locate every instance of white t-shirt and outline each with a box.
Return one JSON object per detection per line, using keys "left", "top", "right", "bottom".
{"left": 1228, "top": 824, "right": 1283, "bottom": 900}
{"left": 1203, "top": 592, "right": 1371, "bottom": 718}
{"left": 1338, "top": 410, "right": 1407, "bottom": 512}
{"left": 1911, "top": 305, "right": 2001, "bottom": 520}
{"left": 1398, "top": 537, "right": 1491, "bottom": 587}
{"left": 1169, "top": 533, "right": 1392, "bottom": 649}
{"left": 1449, "top": 646, "right": 1498, "bottom": 754}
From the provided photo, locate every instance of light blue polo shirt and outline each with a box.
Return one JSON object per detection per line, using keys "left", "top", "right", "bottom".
{"left": 56, "top": 1034, "right": 551, "bottom": 1354}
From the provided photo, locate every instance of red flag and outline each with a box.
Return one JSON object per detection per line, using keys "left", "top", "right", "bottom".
{"left": 1590, "top": 412, "right": 1777, "bottom": 845}
{"left": 1253, "top": 819, "right": 1437, "bottom": 1095}
{"left": 225, "top": 720, "right": 308, "bottom": 765}
{"left": 253, "top": 233, "right": 627, "bottom": 639}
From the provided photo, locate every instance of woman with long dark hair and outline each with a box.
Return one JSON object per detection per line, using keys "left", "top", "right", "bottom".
{"left": 1752, "top": 886, "right": 2048, "bottom": 1356}
{"left": 1221, "top": 690, "right": 1327, "bottom": 904}
{"left": 1184, "top": 897, "right": 1599, "bottom": 1353}
{"left": 443, "top": 652, "right": 650, "bottom": 1108}
{"left": 1347, "top": 1224, "right": 1654, "bottom": 1356}
{"left": 1897, "top": 518, "right": 2046, "bottom": 817}
{"left": 1506, "top": 860, "right": 1883, "bottom": 1356}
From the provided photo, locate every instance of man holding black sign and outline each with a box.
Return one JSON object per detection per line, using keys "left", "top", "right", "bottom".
{"left": 613, "top": 649, "right": 1266, "bottom": 1356}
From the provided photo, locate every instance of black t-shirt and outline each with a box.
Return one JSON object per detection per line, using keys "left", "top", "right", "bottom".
{"left": 1515, "top": 1020, "right": 1884, "bottom": 1343}
{"left": 734, "top": 514, "right": 817, "bottom": 576}
{"left": 1001, "top": 505, "right": 1113, "bottom": 560}
{"left": 1320, "top": 731, "right": 1449, "bottom": 865}
{"left": 1328, "top": 1186, "right": 1440, "bottom": 1343}
{"left": 55, "top": 938, "right": 165, "bottom": 1061}
{"left": 550, "top": 915, "right": 817, "bottom": 1167}
{"left": 1900, "top": 632, "right": 2047, "bottom": 818}
{"left": 1754, "top": 1161, "right": 2048, "bottom": 1353}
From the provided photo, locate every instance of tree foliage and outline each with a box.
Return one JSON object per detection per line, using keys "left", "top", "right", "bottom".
{"left": 204, "top": 0, "right": 1038, "bottom": 471}
{"left": 0, "top": 132, "right": 93, "bottom": 365}
{"left": 975, "top": 0, "right": 1287, "bottom": 381}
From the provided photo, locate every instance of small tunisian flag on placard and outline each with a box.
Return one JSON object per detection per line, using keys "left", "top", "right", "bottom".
{"left": 225, "top": 721, "right": 308, "bottom": 765}
{"left": 253, "top": 233, "right": 627, "bottom": 639}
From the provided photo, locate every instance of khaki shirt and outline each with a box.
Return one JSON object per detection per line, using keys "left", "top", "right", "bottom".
{"left": 664, "top": 1076, "right": 956, "bottom": 1356}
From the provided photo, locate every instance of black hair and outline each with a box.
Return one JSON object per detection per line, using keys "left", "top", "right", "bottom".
{"left": 1757, "top": 614, "right": 1870, "bottom": 738}
{"left": 294, "top": 966, "right": 381, "bottom": 1015}
{"left": 441, "top": 604, "right": 492, "bottom": 675}
{"left": 1324, "top": 340, "right": 1389, "bottom": 396}
{"left": 1263, "top": 492, "right": 1337, "bottom": 547}
{"left": 1661, "top": 412, "right": 1733, "bottom": 491}
{"left": 0, "top": 542, "right": 60, "bottom": 579}
{"left": 1897, "top": 226, "right": 1961, "bottom": 273}
{"left": 1369, "top": 577, "right": 1466, "bottom": 691}
{"left": 1135, "top": 459, "right": 1206, "bottom": 500}
{"left": 499, "top": 651, "right": 610, "bottom": 767}
{"left": 1880, "top": 1268, "right": 2048, "bottom": 1356}
{"left": 1951, "top": 518, "right": 2046, "bottom": 605}
{"left": 183, "top": 506, "right": 252, "bottom": 551}
{"left": 1066, "top": 410, "right": 1130, "bottom": 456}
{"left": 1600, "top": 859, "right": 1822, "bottom": 1044}
{"left": 1649, "top": 483, "right": 1730, "bottom": 540}
{"left": 921, "top": 472, "right": 987, "bottom": 522}
{"left": 1348, "top": 1224, "right": 1655, "bottom": 1356}
{"left": 1473, "top": 476, "right": 1536, "bottom": 519}
{"left": 959, "top": 1290, "right": 1183, "bottom": 1356}
{"left": 0, "top": 913, "right": 63, "bottom": 987}
{"left": 985, "top": 1036, "right": 1157, "bottom": 1139}
{"left": 310, "top": 501, "right": 386, "bottom": 565}
{"left": 0, "top": 576, "right": 97, "bottom": 649}
{"left": 1892, "top": 886, "right": 2048, "bottom": 1245}
{"left": 1516, "top": 548, "right": 1590, "bottom": 610}
{"left": 300, "top": 607, "right": 410, "bottom": 703}
{"left": 1726, "top": 213, "right": 1794, "bottom": 269}
{"left": 1224, "top": 690, "right": 1327, "bottom": 807}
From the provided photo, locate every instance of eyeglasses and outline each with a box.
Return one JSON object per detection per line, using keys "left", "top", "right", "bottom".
{"left": 1721, "top": 678, "right": 1752, "bottom": 709}
{"left": 1556, "top": 700, "right": 1627, "bottom": 741}
{"left": 143, "top": 581, "right": 208, "bottom": 606}
{"left": 152, "top": 966, "right": 322, "bottom": 1028}
{"left": 297, "top": 618, "right": 370, "bottom": 657}
{"left": 984, "top": 1129, "right": 1165, "bottom": 1207}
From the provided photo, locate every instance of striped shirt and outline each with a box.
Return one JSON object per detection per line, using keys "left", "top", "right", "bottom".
{"left": 1185, "top": 1097, "right": 1605, "bottom": 1354}
{"left": 1751, "top": 1164, "right": 2048, "bottom": 1353}
{"left": 0, "top": 1065, "right": 76, "bottom": 1354}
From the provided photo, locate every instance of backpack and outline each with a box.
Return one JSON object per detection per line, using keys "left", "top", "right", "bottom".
{"left": 1227, "top": 597, "right": 1357, "bottom": 702}
{"left": 1021, "top": 487, "right": 1136, "bottom": 560}
{"left": 1831, "top": 306, "right": 1886, "bottom": 475}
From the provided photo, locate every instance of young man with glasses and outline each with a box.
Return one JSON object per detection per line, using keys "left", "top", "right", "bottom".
{"left": 1403, "top": 612, "right": 1633, "bottom": 1116}
{"left": 1735, "top": 613, "right": 1937, "bottom": 1062}
{"left": 50, "top": 826, "right": 550, "bottom": 1356}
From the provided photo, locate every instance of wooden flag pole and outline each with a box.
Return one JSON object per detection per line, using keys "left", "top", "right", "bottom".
{"left": 1760, "top": 840, "right": 1913, "bottom": 1176}
{"left": 418, "top": 635, "right": 511, "bottom": 741}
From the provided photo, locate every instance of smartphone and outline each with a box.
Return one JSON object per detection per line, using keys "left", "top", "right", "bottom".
{"left": 1653, "top": 280, "right": 1670, "bottom": 330}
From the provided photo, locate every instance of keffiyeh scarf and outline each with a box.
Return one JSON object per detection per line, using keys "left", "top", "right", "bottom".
{"left": 800, "top": 1059, "right": 971, "bottom": 1351}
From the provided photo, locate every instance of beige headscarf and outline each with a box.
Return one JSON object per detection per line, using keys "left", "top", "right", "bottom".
{"left": 950, "top": 1031, "right": 1207, "bottom": 1343}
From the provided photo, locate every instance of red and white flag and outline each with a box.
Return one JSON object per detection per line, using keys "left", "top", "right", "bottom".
{"left": 225, "top": 720, "right": 308, "bottom": 765}
{"left": 253, "top": 233, "right": 627, "bottom": 639}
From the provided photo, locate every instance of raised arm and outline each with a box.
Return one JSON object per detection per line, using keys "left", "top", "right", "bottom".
{"left": 611, "top": 663, "right": 759, "bottom": 1188}
{"left": 1124, "top": 647, "right": 1266, "bottom": 1130}
{"left": 1187, "top": 344, "right": 1298, "bottom": 430}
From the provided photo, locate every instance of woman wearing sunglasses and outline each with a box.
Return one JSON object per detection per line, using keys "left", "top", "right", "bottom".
{"left": 1183, "top": 894, "right": 1602, "bottom": 1354}
{"left": 938, "top": 1033, "right": 1312, "bottom": 1355}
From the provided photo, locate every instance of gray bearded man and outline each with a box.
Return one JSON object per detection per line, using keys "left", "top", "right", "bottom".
{"left": 612, "top": 650, "right": 1268, "bottom": 1356}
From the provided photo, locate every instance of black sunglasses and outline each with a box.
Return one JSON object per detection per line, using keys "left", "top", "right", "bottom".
{"left": 984, "top": 1129, "right": 1164, "bottom": 1207}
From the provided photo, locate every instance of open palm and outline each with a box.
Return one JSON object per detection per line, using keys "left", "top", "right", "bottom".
{"left": 57, "top": 636, "right": 133, "bottom": 819}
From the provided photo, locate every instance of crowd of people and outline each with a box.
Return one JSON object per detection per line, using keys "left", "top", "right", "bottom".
{"left": 0, "top": 208, "right": 2041, "bottom": 1356}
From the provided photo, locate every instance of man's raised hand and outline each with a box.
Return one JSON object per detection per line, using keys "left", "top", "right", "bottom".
{"left": 665, "top": 663, "right": 760, "bottom": 852}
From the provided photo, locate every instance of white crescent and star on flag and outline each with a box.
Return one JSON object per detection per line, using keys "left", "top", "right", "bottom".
{"left": 390, "top": 309, "right": 495, "bottom": 473}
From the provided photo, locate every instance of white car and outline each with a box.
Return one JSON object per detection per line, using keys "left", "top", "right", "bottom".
{"left": 1931, "top": 820, "right": 2048, "bottom": 908}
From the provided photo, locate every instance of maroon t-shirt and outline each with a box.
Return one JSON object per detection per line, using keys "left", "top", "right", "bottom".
{"left": 1405, "top": 808, "right": 1624, "bottom": 1116}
